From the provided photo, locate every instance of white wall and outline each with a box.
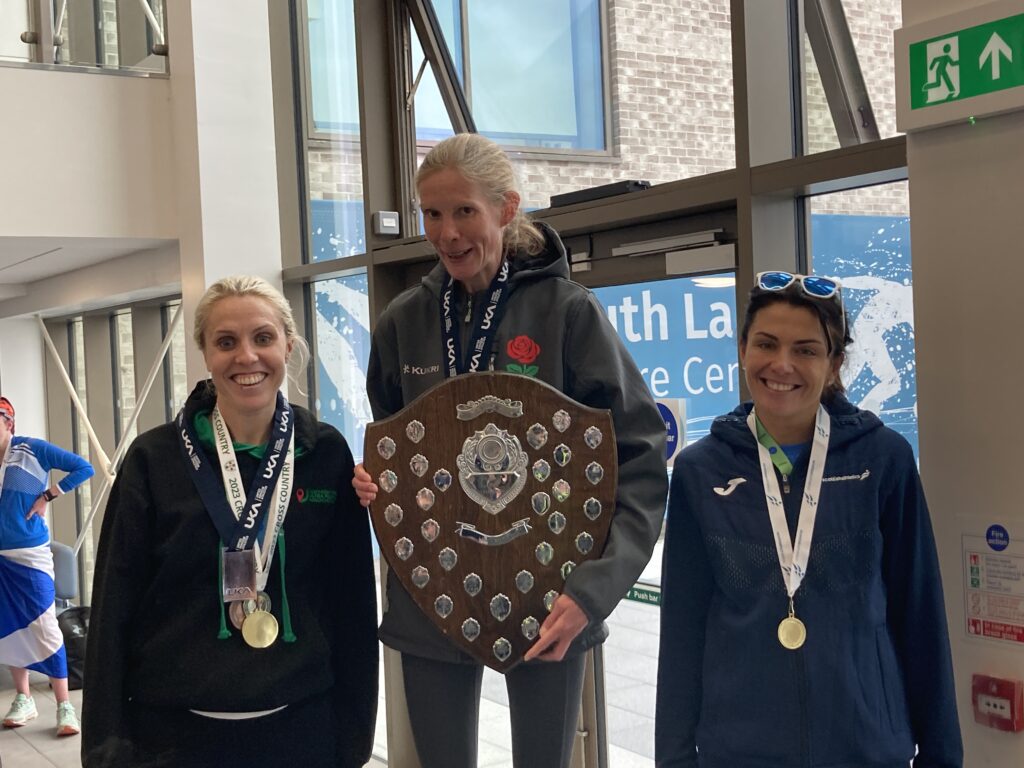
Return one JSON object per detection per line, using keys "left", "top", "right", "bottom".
{"left": 0, "top": 318, "right": 47, "bottom": 438}
{"left": 904, "top": 1, "right": 1024, "bottom": 765}
{"left": 0, "top": 66, "right": 176, "bottom": 240}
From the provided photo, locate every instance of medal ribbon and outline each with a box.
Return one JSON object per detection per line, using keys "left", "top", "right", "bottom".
{"left": 211, "top": 406, "right": 294, "bottom": 591}
{"left": 177, "top": 391, "right": 295, "bottom": 556}
{"left": 747, "top": 405, "right": 830, "bottom": 599}
{"left": 440, "top": 259, "right": 511, "bottom": 378}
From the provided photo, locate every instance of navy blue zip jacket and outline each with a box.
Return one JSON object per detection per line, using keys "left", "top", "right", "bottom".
{"left": 656, "top": 396, "right": 962, "bottom": 768}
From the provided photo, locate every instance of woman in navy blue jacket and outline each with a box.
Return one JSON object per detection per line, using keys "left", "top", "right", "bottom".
{"left": 656, "top": 273, "right": 962, "bottom": 768}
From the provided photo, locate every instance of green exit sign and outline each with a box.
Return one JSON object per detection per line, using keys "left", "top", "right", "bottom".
{"left": 910, "top": 13, "right": 1024, "bottom": 109}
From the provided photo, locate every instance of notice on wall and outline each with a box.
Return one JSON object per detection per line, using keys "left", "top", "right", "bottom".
{"left": 964, "top": 524, "right": 1024, "bottom": 645}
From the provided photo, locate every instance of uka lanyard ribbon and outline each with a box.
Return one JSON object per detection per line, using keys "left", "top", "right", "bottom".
{"left": 178, "top": 392, "right": 295, "bottom": 597}
{"left": 440, "top": 259, "right": 511, "bottom": 378}
{"left": 746, "top": 404, "right": 830, "bottom": 650}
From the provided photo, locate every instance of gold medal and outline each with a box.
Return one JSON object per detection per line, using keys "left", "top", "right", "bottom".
{"left": 241, "top": 610, "right": 279, "bottom": 649}
{"left": 777, "top": 597, "right": 806, "bottom": 650}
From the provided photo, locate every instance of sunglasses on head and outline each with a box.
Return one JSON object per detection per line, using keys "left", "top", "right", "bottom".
{"left": 754, "top": 271, "right": 846, "bottom": 348}
{"left": 755, "top": 271, "right": 842, "bottom": 299}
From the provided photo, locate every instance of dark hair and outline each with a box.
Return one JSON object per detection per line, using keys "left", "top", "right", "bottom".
{"left": 739, "top": 284, "right": 852, "bottom": 400}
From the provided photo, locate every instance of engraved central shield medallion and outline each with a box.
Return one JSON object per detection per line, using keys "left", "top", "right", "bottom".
{"left": 364, "top": 372, "right": 617, "bottom": 671}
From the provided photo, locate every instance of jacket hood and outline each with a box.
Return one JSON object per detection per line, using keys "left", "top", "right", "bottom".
{"left": 709, "top": 393, "right": 884, "bottom": 454}
{"left": 420, "top": 220, "right": 568, "bottom": 299}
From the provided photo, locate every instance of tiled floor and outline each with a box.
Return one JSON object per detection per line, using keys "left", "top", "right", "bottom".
{"left": 0, "top": 673, "right": 83, "bottom": 768}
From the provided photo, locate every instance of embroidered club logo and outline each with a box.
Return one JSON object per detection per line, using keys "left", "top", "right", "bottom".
{"left": 505, "top": 335, "right": 540, "bottom": 377}
{"left": 713, "top": 477, "right": 746, "bottom": 496}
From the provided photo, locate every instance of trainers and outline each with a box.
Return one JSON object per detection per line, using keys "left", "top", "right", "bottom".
{"left": 56, "top": 700, "right": 80, "bottom": 737}
{"left": 2, "top": 693, "right": 38, "bottom": 727}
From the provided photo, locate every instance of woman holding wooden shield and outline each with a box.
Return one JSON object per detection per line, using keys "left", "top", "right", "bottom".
{"left": 353, "top": 133, "right": 668, "bottom": 768}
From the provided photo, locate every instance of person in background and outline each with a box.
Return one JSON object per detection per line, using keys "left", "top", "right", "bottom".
{"left": 656, "top": 272, "right": 962, "bottom": 767}
{"left": 83, "top": 276, "right": 377, "bottom": 767}
{"left": 0, "top": 395, "right": 94, "bottom": 737}
{"left": 353, "top": 133, "right": 668, "bottom": 768}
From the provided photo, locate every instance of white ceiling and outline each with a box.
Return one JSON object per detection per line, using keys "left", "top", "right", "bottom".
{"left": 0, "top": 237, "right": 174, "bottom": 285}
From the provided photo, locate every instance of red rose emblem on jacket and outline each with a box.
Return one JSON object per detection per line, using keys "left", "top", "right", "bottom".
{"left": 507, "top": 335, "right": 540, "bottom": 364}
{"left": 505, "top": 335, "right": 540, "bottom": 376}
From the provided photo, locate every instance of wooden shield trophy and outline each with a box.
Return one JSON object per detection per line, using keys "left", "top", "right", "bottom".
{"left": 364, "top": 372, "right": 616, "bottom": 671}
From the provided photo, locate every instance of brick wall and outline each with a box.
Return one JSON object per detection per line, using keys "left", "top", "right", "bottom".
{"left": 306, "top": 0, "right": 906, "bottom": 223}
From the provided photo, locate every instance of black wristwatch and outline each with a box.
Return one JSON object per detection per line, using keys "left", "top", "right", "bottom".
{"left": 42, "top": 489, "right": 58, "bottom": 502}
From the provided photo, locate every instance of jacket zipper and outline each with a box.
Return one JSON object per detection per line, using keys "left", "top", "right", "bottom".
{"left": 464, "top": 296, "right": 473, "bottom": 324}
{"left": 782, "top": 473, "right": 790, "bottom": 494}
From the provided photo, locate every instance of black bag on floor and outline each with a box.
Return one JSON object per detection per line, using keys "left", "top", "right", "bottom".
{"left": 57, "top": 606, "right": 90, "bottom": 691}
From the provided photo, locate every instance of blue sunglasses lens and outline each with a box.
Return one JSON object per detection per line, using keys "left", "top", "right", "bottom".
{"left": 801, "top": 276, "right": 839, "bottom": 297}
{"left": 758, "top": 271, "right": 794, "bottom": 291}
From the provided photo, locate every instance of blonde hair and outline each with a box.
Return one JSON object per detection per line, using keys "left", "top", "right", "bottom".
{"left": 416, "top": 133, "right": 546, "bottom": 258}
{"left": 193, "top": 275, "right": 310, "bottom": 389}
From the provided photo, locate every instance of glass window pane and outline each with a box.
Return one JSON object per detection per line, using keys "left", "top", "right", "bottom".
{"left": 163, "top": 301, "right": 188, "bottom": 419}
{"left": 414, "top": 1, "right": 735, "bottom": 209}
{"left": 589, "top": 272, "right": 740, "bottom": 767}
{"left": 305, "top": 0, "right": 366, "bottom": 262}
{"left": 803, "top": 0, "right": 902, "bottom": 154}
{"left": 70, "top": 318, "right": 97, "bottom": 604}
{"left": 466, "top": 0, "right": 604, "bottom": 150}
{"left": 0, "top": 1, "right": 31, "bottom": 62}
{"left": 113, "top": 311, "right": 138, "bottom": 447}
{"left": 808, "top": 181, "right": 916, "bottom": 455}
{"left": 55, "top": 0, "right": 168, "bottom": 72}
{"left": 312, "top": 273, "right": 372, "bottom": 459}
{"left": 310, "top": 273, "right": 385, "bottom": 762}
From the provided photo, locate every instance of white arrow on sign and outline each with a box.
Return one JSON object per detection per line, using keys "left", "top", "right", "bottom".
{"left": 980, "top": 32, "right": 1012, "bottom": 79}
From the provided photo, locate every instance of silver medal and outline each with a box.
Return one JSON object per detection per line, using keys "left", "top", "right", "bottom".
{"left": 434, "top": 469, "right": 453, "bottom": 492}
{"left": 535, "top": 541, "right": 554, "bottom": 566}
{"left": 552, "top": 410, "right": 571, "bottom": 433}
{"left": 395, "top": 537, "right": 414, "bottom": 560}
{"left": 553, "top": 444, "right": 572, "bottom": 467}
{"left": 377, "top": 436, "right": 396, "bottom": 460}
{"left": 406, "top": 420, "right": 426, "bottom": 443}
{"left": 416, "top": 488, "right": 436, "bottom": 511}
{"left": 439, "top": 547, "right": 458, "bottom": 571}
{"left": 515, "top": 570, "right": 535, "bottom": 593}
{"left": 575, "top": 531, "right": 594, "bottom": 555}
{"left": 463, "top": 573, "right": 483, "bottom": 596}
{"left": 526, "top": 423, "right": 548, "bottom": 450}
{"left": 585, "top": 462, "right": 604, "bottom": 485}
{"left": 521, "top": 616, "right": 540, "bottom": 641}
{"left": 410, "top": 454, "right": 429, "bottom": 477}
{"left": 384, "top": 503, "right": 404, "bottom": 527}
{"left": 493, "top": 637, "right": 512, "bottom": 662}
{"left": 462, "top": 618, "right": 481, "bottom": 641}
{"left": 379, "top": 470, "right": 398, "bottom": 494}
{"left": 434, "top": 594, "right": 454, "bottom": 619}
{"left": 584, "top": 426, "right": 603, "bottom": 449}
{"left": 552, "top": 479, "right": 571, "bottom": 503}
{"left": 533, "top": 459, "right": 551, "bottom": 482}
{"left": 543, "top": 590, "right": 558, "bottom": 612}
{"left": 583, "top": 497, "right": 602, "bottom": 521}
{"left": 548, "top": 512, "right": 566, "bottom": 535}
{"left": 421, "top": 518, "right": 440, "bottom": 542}
{"left": 531, "top": 492, "right": 551, "bottom": 516}
{"left": 411, "top": 565, "right": 430, "bottom": 589}
{"left": 490, "top": 593, "right": 512, "bottom": 621}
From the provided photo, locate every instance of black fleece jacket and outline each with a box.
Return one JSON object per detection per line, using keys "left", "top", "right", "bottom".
{"left": 82, "top": 383, "right": 377, "bottom": 768}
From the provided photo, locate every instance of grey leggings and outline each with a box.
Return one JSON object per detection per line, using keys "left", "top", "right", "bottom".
{"left": 402, "top": 651, "right": 587, "bottom": 768}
